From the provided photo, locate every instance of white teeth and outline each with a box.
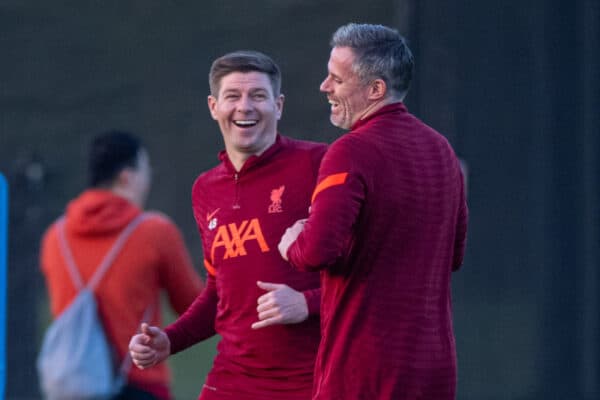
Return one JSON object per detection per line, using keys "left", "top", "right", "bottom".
{"left": 328, "top": 100, "right": 339, "bottom": 107}
{"left": 234, "top": 120, "right": 258, "bottom": 126}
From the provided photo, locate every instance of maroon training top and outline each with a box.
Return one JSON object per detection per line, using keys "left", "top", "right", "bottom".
{"left": 166, "top": 135, "right": 326, "bottom": 400}
{"left": 287, "top": 103, "right": 468, "bottom": 400}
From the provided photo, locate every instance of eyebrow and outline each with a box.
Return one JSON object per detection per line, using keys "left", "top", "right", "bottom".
{"left": 221, "top": 87, "right": 270, "bottom": 94}
{"left": 221, "top": 88, "right": 240, "bottom": 94}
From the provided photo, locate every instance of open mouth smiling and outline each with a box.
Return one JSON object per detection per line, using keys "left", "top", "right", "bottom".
{"left": 233, "top": 119, "right": 258, "bottom": 128}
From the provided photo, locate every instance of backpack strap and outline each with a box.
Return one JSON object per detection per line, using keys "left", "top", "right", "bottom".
{"left": 87, "top": 213, "right": 149, "bottom": 290}
{"left": 57, "top": 212, "right": 153, "bottom": 377}
{"left": 57, "top": 213, "right": 149, "bottom": 291}
{"left": 57, "top": 217, "right": 84, "bottom": 291}
{"left": 118, "top": 304, "right": 154, "bottom": 375}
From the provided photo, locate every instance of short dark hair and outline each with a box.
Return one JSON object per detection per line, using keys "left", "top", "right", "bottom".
{"left": 208, "top": 50, "right": 282, "bottom": 97}
{"left": 89, "top": 130, "right": 142, "bottom": 187}
{"left": 331, "top": 23, "right": 414, "bottom": 99}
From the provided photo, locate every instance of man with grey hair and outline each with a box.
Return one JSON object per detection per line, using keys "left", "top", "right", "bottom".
{"left": 279, "top": 23, "right": 468, "bottom": 399}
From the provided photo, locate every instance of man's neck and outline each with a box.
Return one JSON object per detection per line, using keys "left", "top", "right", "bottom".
{"left": 226, "top": 137, "right": 277, "bottom": 172}
{"left": 358, "top": 97, "right": 398, "bottom": 124}
{"left": 110, "top": 186, "right": 140, "bottom": 207}
{"left": 229, "top": 154, "right": 248, "bottom": 172}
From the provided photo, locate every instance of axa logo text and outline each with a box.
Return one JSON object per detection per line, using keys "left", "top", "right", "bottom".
{"left": 210, "top": 218, "right": 270, "bottom": 261}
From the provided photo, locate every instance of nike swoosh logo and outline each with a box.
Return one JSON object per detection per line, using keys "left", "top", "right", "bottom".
{"left": 206, "top": 208, "right": 220, "bottom": 221}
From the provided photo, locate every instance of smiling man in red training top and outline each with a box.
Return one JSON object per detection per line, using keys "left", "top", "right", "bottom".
{"left": 129, "top": 51, "right": 326, "bottom": 400}
{"left": 279, "top": 23, "right": 468, "bottom": 400}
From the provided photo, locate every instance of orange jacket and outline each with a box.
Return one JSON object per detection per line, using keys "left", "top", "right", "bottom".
{"left": 40, "top": 190, "right": 203, "bottom": 398}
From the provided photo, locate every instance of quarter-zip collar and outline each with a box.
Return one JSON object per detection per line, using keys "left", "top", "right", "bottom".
{"left": 218, "top": 134, "right": 284, "bottom": 176}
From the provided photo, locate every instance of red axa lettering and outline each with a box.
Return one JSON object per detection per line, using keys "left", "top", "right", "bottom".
{"left": 211, "top": 218, "right": 270, "bottom": 261}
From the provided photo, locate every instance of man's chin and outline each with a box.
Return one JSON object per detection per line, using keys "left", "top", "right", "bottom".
{"left": 330, "top": 117, "right": 349, "bottom": 130}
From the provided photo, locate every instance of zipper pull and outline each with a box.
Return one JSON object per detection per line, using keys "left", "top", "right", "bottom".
{"left": 233, "top": 173, "right": 240, "bottom": 209}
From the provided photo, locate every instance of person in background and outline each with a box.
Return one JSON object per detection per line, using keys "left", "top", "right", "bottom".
{"left": 129, "top": 51, "right": 326, "bottom": 400}
{"left": 279, "top": 23, "right": 468, "bottom": 400}
{"left": 40, "top": 130, "right": 204, "bottom": 400}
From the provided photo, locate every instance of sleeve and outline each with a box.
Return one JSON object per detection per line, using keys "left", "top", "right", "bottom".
{"left": 191, "top": 178, "right": 217, "bottom": 280}
{"left": 452, "top": 170, "right": 469, "bottom": 271}
{"left": 165, "top": 274, "right": 218, "bottom": 354}
{"left": 154, "top": 216, "right": 204, "bottom": 314}
{"left": 39, "top": 224, "right": 53, "bottom": 279}
{"left": 302, "top": 288, "right": 321, "bottom": 315}
{"left": 287, "top": 140, "right": 365, "bottom": 271}
{"left": 39, "top": 223, "right": 63, "bottom": 317}
{"left": 295, "top": 143, "right": 326, "bottom": 314}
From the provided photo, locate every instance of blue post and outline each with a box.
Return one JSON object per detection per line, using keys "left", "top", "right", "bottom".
{"left": 0, "top": 173, "right": 7, "bottom": 400}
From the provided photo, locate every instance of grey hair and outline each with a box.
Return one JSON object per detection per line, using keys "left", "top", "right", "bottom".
{"left": 331, "top": 23, "right": 414, "bottom": 99}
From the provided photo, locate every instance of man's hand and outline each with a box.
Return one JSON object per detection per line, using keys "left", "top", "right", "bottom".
{"left": 128, "top": 323, "right": 171, "bottom": 369}
{"left": 251, "top": 281, "right": 309, "bottom": 329}
{"left": 278, "top": 219, "right": 306, "bottom": 261}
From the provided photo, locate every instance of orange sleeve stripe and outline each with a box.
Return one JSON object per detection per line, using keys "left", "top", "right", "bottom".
{"left": 311, "top": 172, "right": 348, "bottom": 203}
{"left": 204, "top": 259, "right": 216, "bottom": 276}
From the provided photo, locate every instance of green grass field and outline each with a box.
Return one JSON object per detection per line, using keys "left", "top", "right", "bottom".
{"left": 168, "top": 335, "right": 219, "bottom": 399}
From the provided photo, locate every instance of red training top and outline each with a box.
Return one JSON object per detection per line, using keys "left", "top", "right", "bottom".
{"left": 166, "top": 135, "right": 326, "bottom": 400}
{"left": 287, "top": 103, "right": 468, "bottom": 400}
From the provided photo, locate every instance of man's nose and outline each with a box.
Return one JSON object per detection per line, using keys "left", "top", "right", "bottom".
{"left": 319, "top": 77, "right": 330, "bottom": 92}
{"left": 236, "top": 95, "right": 253, "bottom": 112}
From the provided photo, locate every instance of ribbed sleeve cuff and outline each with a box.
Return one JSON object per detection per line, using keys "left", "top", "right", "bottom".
{"left": 303, "top": 288, "right": 321, "bottom": 316}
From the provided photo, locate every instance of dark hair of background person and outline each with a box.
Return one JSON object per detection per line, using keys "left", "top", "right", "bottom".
{"left": 89, "top": 131, "right": 143, "bottom": 188}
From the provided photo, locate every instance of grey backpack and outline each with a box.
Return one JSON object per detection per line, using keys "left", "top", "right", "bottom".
{"left": 37, "top": 214, "right": 151, "bottom": 400}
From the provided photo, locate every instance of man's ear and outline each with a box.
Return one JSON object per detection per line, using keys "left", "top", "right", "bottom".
{"left": 115, "top": 168, "right": 132, "bottom": 188}
{"left": 207, "top": 95, "right": 218, "bottom": 120}
{"left": 368, "top": 79, "right": 387, "bottom": 101}
{"left": 276, "top": 94, "right": 284, "bottom": 120}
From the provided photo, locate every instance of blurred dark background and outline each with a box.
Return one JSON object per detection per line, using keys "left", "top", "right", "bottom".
{"left": 1, "top": 1, "right": 598, "bottom": 399}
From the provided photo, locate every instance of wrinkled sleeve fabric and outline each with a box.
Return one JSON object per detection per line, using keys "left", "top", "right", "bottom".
{"left": 287, "top": 139, "right": 364, "bottom": 271}
{"left": 164, "top": 274, "right": 218, "bottom": 355}
{"left": 39, "top": 222, "right": 65, "bottom": 317}
{"left": 153, "top": 215, "right": 204, "bottom": 314}
{"left": 303, "top": 288, "right": 321, "bottom": 315}
{"left": 164, "top": 201, "right": 219, "bottom": 355}
{"left": 452, "top": 171, "right": 469, "bottom": 271}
